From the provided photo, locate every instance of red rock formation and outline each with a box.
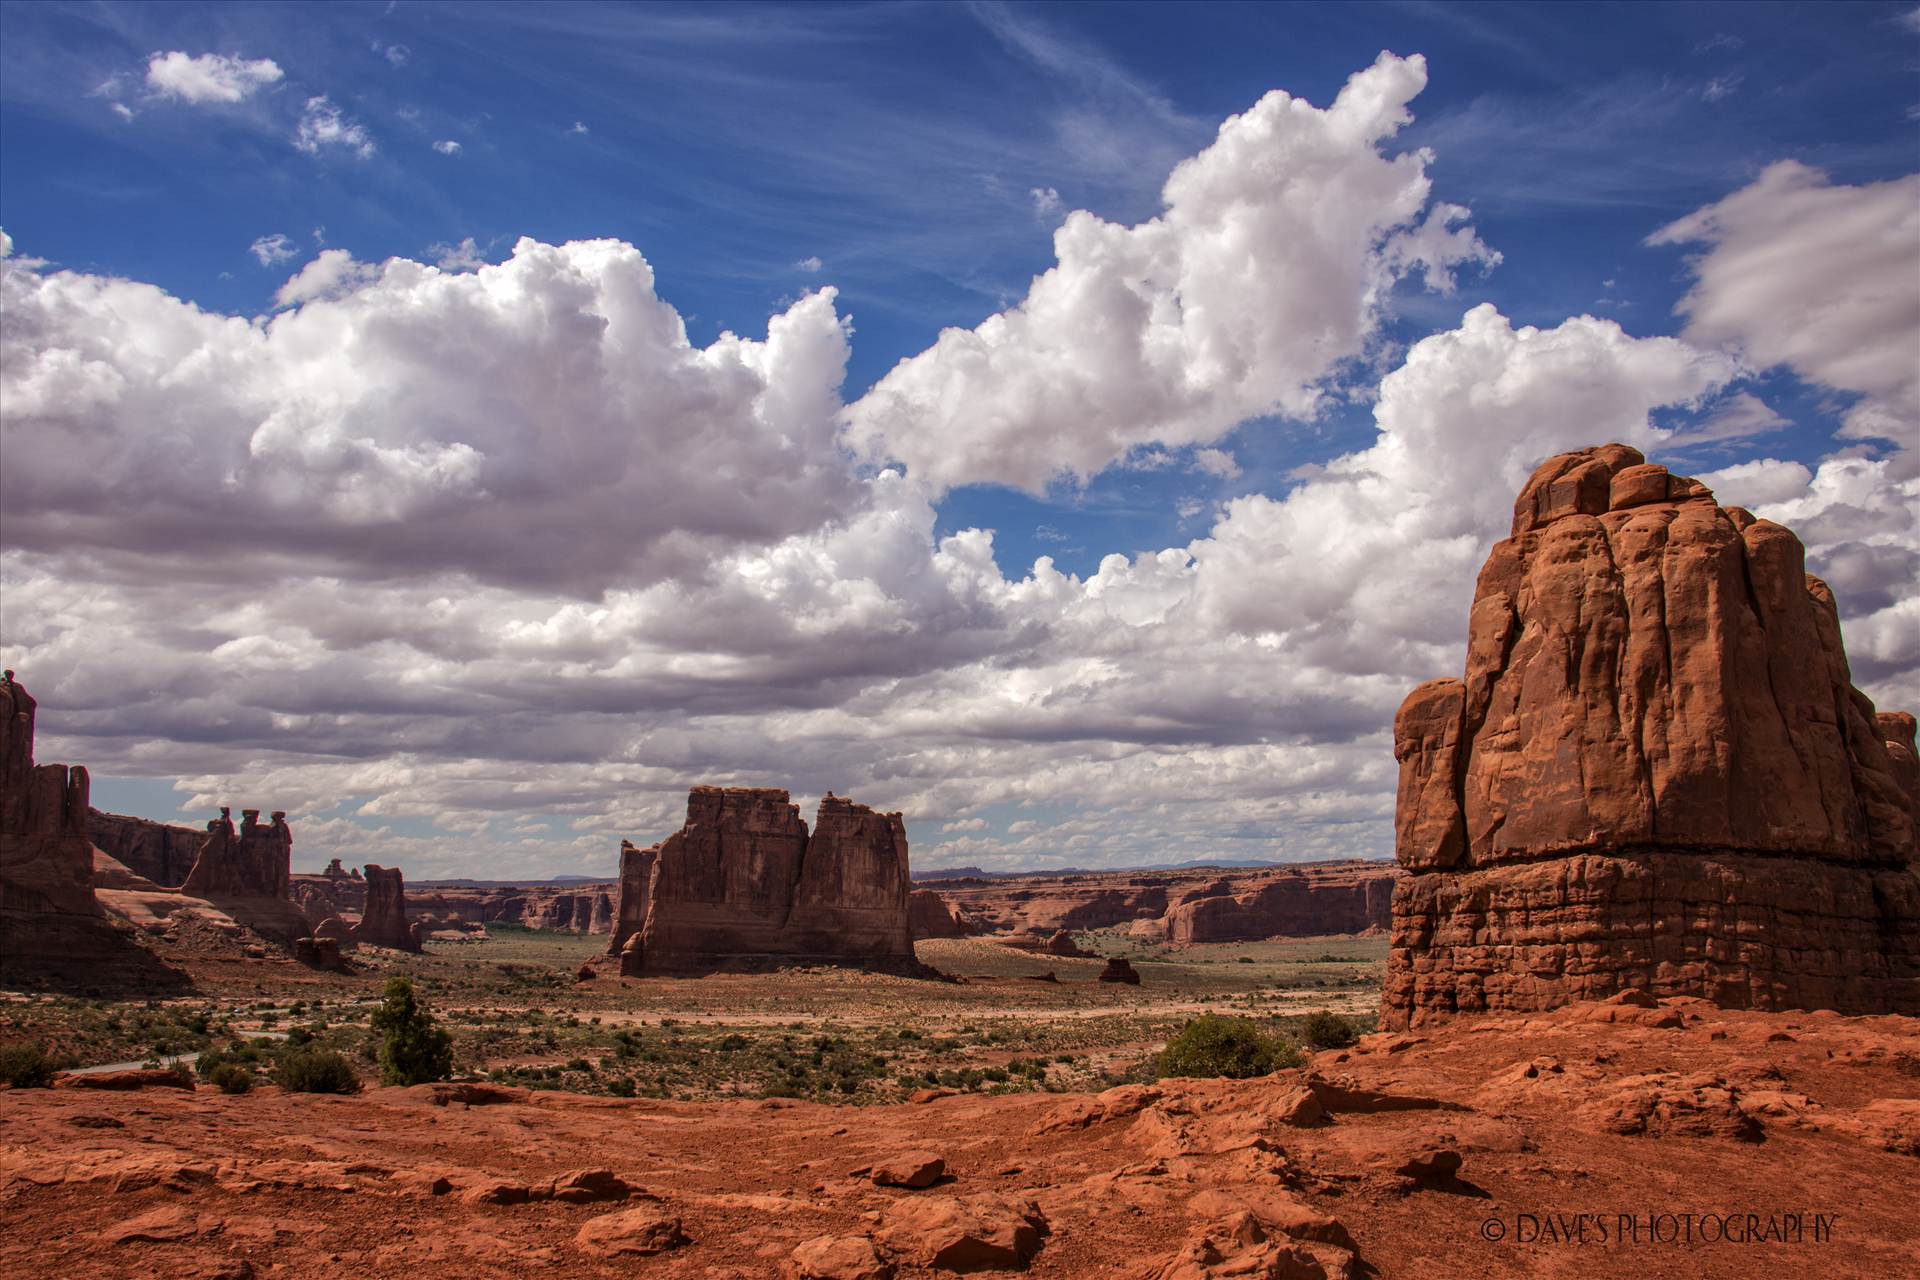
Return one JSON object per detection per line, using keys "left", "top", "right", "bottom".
{"left": 87, "top": 809, "right": 203, "bottom": 887}
{"left": 1384, "top": 445, "right": 1920, "bottom": 1027}
{"left": 1097, "top": 957, "right": 1141, "bottom": 985}
{"left": 909, "top": 888, "right": 969, "bottom": 939}
{"left": 0, "top": 673, "right": 99, "bottom": 929}
{"left": 915, "top": 862, "right": 1397, "bottom": 941}
{"left": 1163, "top": 866, "right": 1396, "bottom": 944}
{"left": 352, "top": 864, "right": 420, "bottom": 951}
{"left": 621, "top": 787, "right": 915, "bottom": 973}
{"left": 180, "top": 809, "right": 293, "bottom": 900}
{"left": 1880, "top": 711, "right": 1920, "bottom": 834}
{"left": 608, "top": 839, "right": 659, "bottom": 955}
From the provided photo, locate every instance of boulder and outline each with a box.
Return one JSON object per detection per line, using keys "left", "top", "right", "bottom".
{"left": 1384, "top": 446, "right": 1920, "bottom": 1026}
{"left": 875, "top": 1194, "right": 1047, "bottom": 1272}
{"left": 870, "top": 1150, "right": 945, "bottom": 1189}
{"left": 574, "top": 1208, "right": 689, "bottom": 1259}
{"left": 789, "top": 1235, "right": 894, "bottom": 1280}
{"left": 1098, "top": 957, "right": 1142, "bottom": 985}
{"left": 292, "top": 936, "right": 343, "bottom": 969}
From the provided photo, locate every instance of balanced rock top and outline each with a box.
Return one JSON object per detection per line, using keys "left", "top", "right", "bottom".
{"left": 1396, "top": 444, "right": 1916, "bottom": 870}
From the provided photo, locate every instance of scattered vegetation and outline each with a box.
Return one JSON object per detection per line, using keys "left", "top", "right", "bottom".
{"left": 0, "top": 1041, "right": 58, "bottom": 1088}
{"left": 1298, "top": 1009, "right": 1358, "bottom": 1049}
{"left": 274, "top": 1047, "right": 362, "bottom": 1094}
{"left": 209, "top": 1062, "right": 255, "bottom": 1094}
{"left": 1155, "top": 1014, "right": 1301, "bottom": 1079}
{"left": 370, "top": 977, "right": 453, "bottom": 1086}
{"left": 0, "top": 927, "right": 1386, "bottom": 1104}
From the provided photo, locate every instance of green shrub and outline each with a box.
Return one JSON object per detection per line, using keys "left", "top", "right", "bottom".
{"left": 1298, "top": 1010, "right": 1358, "bottom": 1050}
{"left": 0, "top": 1042, "right": 56, "bottom": 1089}
{"left": 196, "top": 1041, "right": 264, "bottom": 1080}
{"left": 274, "top": 1047, "right": 361, "bottom": 1094}
{"left": 369, "top": 977, "right": 453, "bottom": 1086}
{"left": 209, "top": 1063, "right": 255, "bottom": 1095}
{"left": 1155, "top": 1014, "right": 1300, "bottom": 1080}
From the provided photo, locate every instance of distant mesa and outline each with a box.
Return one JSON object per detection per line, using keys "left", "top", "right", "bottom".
{"left": 610, "top": 786, "right": 917, "bottom": 974}
{"left": 1383, "top": 445, "right": 1920, "bottom": 1026}
{"left": 910, "top": 861, "right": 1396, "bottom": 944}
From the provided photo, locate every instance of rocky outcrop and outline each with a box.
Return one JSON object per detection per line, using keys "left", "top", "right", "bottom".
{"left": 87, "top": 809, "right": 203, "bottom": 887}
{"left": 0, "top": 672, "right": 99, "bottom": 928}
{"left": 180, "top": 809, "right": 292, "bottom": 901}
{"left": 1163, "top": 865, "right": 1396, "bottom": 944}
{"left": 352, "top": 864, "right": 421, "bottom": 951}
{"left": 294, "top": 874, "right": 615, "bottom": 939}
{"left": 915, "top": 861, "right": 1397, "bottom": 942}
{"left": 909, "top": 888, "right": 969, "bottom": 939}
{"left": 607, "top": 839, "right": 658, "bottom": 956}
{"left": 1097, "top": 957, "right": 1141, "bottom": 985}
{"left": 1384, "top": 445, "right": 1920, "bottom": 1027}
{"left": 618, "top": 787, "right": 915, "bottom": 973}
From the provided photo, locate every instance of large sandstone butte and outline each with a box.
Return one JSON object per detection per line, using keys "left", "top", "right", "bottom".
{"left": 180, "top": 808, "right": 293, "bottom": 901}
{"left": 0, "top": 672, "right": 99, "bottom": 933}
{"left": 615, "top": 787, "right": 915, "bottom": 973}
{"left": 1384, "top": 445, "right": 1920, "bottom": 1026}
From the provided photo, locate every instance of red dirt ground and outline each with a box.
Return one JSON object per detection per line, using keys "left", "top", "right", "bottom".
{"left": 1, "top": 996, "right": 1914, "bottom": 1279}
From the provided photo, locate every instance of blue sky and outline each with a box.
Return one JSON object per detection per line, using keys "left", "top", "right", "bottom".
{"left": 2, "top": 1, "right": 1916, "bottom": 877}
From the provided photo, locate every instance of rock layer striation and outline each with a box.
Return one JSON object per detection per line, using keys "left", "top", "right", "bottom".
{"left": 615, "top": 787, "right": 914, "bottom": 973}
{"left": 1384, "top": 445, "right": 1920, "bottom": 1025}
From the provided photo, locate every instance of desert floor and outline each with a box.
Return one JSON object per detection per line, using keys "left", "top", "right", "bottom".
{"left": 2, "top": 932, "right": 1916, "bottom": 1278}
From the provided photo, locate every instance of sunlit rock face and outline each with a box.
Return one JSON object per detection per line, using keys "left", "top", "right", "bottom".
{"left": 615, "top": 787, "right": 915, "bottom": 973}
{"left": 1384, "top": 445, "right": 1920, "bottom": 1027}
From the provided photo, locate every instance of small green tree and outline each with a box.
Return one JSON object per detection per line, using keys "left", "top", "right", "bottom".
{"left": 370, "top": 977, "right": 453, "bottom": 1086}
{"left": 1155, "top": 1014, "right": 1301, "bottom": 1080}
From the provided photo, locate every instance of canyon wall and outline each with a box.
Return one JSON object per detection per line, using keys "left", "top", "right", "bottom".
{"left": 914, "top": 861, "right": 1397, "bottom": 942}
{"left": 1383, "top": 445, "right": 1920, "bottom": 1026}
{"left": 87, "top": 809, "right": 203, "bottom": 887}
{"left": 618, "top": 787, "right": 915, "bottom": 973}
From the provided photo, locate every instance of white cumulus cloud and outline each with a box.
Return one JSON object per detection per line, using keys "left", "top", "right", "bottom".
{"left": 1650, "top": 161, "right": 1919, "bottom": 443}
{"left": 842, "top": 53, "right": 1499, "bottom": 495}
{"left": 145, "top": 51, "right": 284, "bottom": 105}
{"left": 249, "top": 234, "right": 297, "bottom": 266}
{"left": 295, "top": 96, "right": 375, "bottom": 158}
{"left": 432, "top": 139, "right": 461, "bottom": 156}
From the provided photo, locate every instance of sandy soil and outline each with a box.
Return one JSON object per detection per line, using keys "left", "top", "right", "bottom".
{"left": 2, "top": 996, "right": 1914, "bottom": 1279}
